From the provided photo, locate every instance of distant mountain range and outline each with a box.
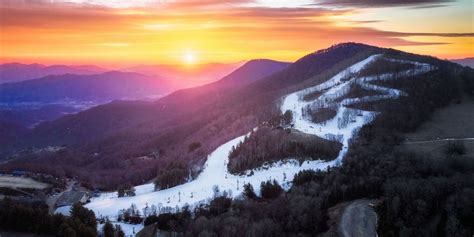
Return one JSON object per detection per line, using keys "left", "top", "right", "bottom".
{"left": 0, "top": 71, "right": 170, "bottom": 103}
{"left": 452, "top": 57, "right": 474, "bottom": 68}
{"left": 0, "top": 62, "right": 242, "bottom": 87}
{"left": 0, "top": 70, "right": 171, "bottom": 128}
{"left": 0, "top": 63, "right": 108, "bottom": 84}
{"left": 15, "top": 59, "right": 289, "bottom": 148}
{"left": 123, "top": 62, "right": 242, "bottom": 88}
{"left": 0, "top": 62, "right": 247, "bottom": 127}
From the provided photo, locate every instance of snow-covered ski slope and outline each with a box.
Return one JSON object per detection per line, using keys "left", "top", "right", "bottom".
{"left": 87, "top": 134, "right": 318, "bottom": 218}
{"left": 281, "top": 54, "right": 434, "bottom": 161}
{"left": 86, "top": 54, "right": 434, "bottom": 221}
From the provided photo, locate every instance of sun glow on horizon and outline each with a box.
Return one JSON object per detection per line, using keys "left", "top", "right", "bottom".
{"left": 183, "top": 52, "right": 196, "bottom": 65}
{"left": 0, "top": 0, "right": 472, "bottom": 65}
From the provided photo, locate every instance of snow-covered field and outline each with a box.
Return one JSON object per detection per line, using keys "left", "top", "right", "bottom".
{"left": 85, "top": 55, "right": 434, "bottom": 235}
{"left": 54, "top": 205, "right": 72, "bottom": 216}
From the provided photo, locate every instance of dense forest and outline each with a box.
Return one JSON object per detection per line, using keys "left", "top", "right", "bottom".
{"left": 0, "top": 200, "right": 129, "bottom": 237}
{"left": 357, "top": 57, "right": 415, "bottom": 77}
{"left": 228, "top": 126, "right": 341, "bottom": 174}
{"left": 0, "top": 201, "right": 98, "bottom": 236}
{"left": 335, "top": 84, "right": 382, "bottom": 101}
{"left": 143, "top": 140, "right": 473, "bottom": 236}
{"left": 154, "top": 160, "right": 190, "bottom": 190}
{"left": 307, "top": 107, "right": 338, "bottom": 124}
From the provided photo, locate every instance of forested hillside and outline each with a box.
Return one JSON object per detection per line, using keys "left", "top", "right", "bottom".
{"left": 0, "top": 59, "right": 291, "bottom": 188}
{"left": 1, "top": 43, "right": 472, "bottom": 194}
{"left": 139, "top": 48, "right": 474, "bottom": 236}
{"left": 228, "top": 127, "right": 342, "bottom": 174}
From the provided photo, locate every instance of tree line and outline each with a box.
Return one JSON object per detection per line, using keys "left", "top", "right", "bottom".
{"left": 0, "top": 201, "right": 98, "bottom": 236}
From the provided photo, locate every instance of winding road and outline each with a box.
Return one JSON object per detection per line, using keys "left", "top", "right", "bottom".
{"left": 404, "top": 137, "right": 474, "bottom": 144}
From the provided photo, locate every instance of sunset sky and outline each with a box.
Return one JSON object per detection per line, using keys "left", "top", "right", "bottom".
{"left": 0, "top": 0, "right": 472, "bottom": 67}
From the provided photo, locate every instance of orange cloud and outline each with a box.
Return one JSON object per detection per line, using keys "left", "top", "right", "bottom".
{"left": 0, "top": 0, "right": 472, "bottom": 66}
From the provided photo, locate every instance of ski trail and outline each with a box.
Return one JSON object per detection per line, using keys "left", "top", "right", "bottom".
{"left": 86, "top": 55, "right": 435, "bottom": 226}
{"left": 282, "top": 55, "right": 434, "bottom": 163}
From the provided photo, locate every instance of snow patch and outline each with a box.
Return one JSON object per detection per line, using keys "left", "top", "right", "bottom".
{"left": 54, "top": 205, "right": 72, "bottom": 216}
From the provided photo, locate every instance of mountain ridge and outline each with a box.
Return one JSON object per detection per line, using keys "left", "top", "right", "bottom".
{"left": 452, "top": 57, "right": 474, "bottom": 68}
{"left": 123, "top": 62, "right": 243, "bottom": 88}
{"left": 0, "top": 71, "right": 171, "bottom": 103}
{"left": 0, "top": 63, "right": 109, "bottom": 84}
{"left": 2, "top": 43, "right": 472, "bottom": 191}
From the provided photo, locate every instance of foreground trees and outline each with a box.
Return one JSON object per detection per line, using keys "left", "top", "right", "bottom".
{"left": 154, "top": 161, "right": 189, "bottom": 190}
{"left": 103, "top": 219, "right": 125, "bottom": 237}
{"left": 117, "top": 183, "right": 136, "bottom": 197}
{"left": 144, "top": 142, "right": 473, "bottom": 236}
{"left": 0, "top": 201, "right": 98, "bottom": 236}
{"left": 260, "top": 180, "right": 283, "bottom": 199}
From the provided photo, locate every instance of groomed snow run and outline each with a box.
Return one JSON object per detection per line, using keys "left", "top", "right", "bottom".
{"left": 86, "top": 55, "right": 434, "bottom": 232}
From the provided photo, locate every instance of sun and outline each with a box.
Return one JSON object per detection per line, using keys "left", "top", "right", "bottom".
{"left": 183, "top": 52, "right": 196, "bottom": 65}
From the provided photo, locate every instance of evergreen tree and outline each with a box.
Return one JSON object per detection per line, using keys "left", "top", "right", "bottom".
{"left": 71, "top": 203, "right": 97, "bottom": 230}
{"left": 103, "top": 220, "right": 114, "bottom": 237}
{"left": 260, "top": 180, "right": 283, "bottom": 199}
{"left": 243, "top": 183, "right": 257, "bottom": 200}
{"left": 115, "top": 224, "right": 125, "bottom": 237}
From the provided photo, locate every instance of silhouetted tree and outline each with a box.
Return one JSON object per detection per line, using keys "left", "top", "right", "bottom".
{"left": 243, "top": 183, "right": 257, "bottom": 200}
{"left": 260, "top": 180, "right": 283, "bottom": 199}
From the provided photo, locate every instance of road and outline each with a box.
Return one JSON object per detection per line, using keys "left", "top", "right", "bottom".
{"left": 404, "top": 137, "right": 474, "bottom": 144}
{"left": 46, "top": 180, "right": 75, "bottom": 214}
{"left": 339, "top": 199, "right": 377, "bottom": 237}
